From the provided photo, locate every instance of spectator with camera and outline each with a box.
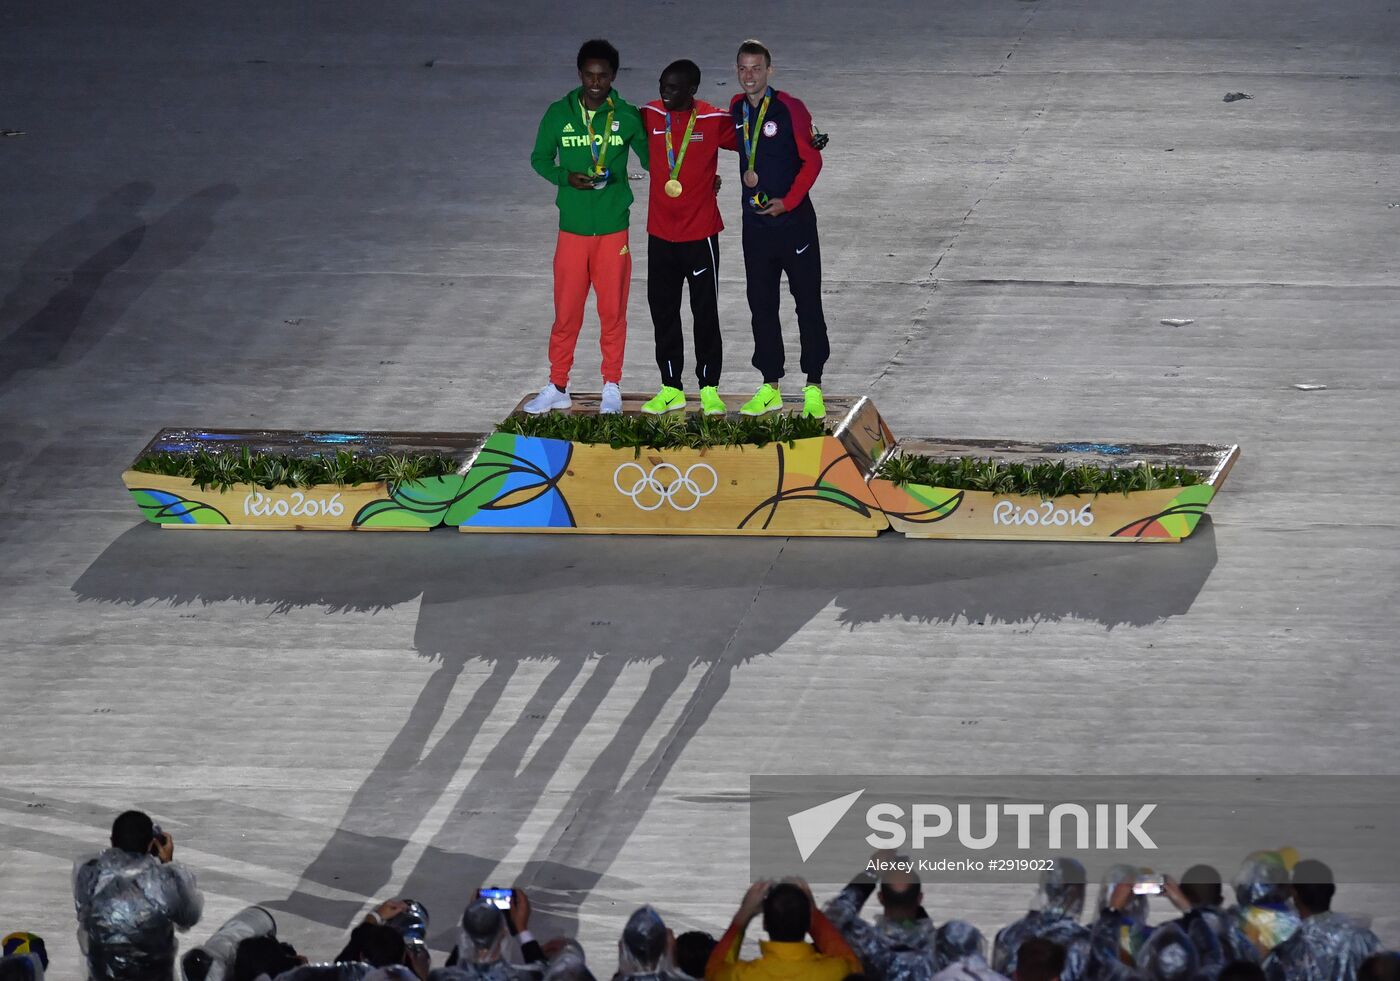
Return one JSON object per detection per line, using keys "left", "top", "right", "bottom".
{"left": 706, "top": 879, "right": 860, "bottom": 981}
{"left": 1261, "top": 860, "right": 1380, "bottom": 981}
{"left": 74, "top": 809, "right": 203, "bottom": 981}
{"left": 1160, "top": 866, "right": 1259, "bottom": 969}
{"left": 435, "top": 889, "right": 544, "bottom": 980}
{"left": 823, "top": 851, "right": 938, "bottom": 981}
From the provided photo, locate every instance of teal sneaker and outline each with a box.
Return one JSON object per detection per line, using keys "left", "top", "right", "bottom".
{"left": 802, "top": 384, "right": 826, "bottom": 420}
{"left": 640, "top": 385, "right": 686, "bottom": 414}
{"left": 699, "top": 386, "right": 727, "bottom": 416}
{"left": 739, "top": 383, "right": 782, "bottom": 416}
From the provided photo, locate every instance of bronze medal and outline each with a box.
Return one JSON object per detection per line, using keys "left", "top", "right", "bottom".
{"left": 743, "top": 169, "right": 759, "bottom": 188}
{"left": 664, "top": 179, "right": 683, "bottom": 198}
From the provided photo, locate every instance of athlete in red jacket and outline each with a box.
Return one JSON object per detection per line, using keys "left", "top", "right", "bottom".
{"left": 639, "top": 60, "right": 738, "bottom": 416}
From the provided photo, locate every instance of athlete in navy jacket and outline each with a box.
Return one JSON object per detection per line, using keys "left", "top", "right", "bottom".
{"left": 731, "top": 39, "right": 830, "bottom": 419}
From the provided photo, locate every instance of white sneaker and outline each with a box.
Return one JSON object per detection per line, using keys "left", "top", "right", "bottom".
{"left": 599, "top": 382, "right": 623, "bottom": 414}
{"left": 523, "top": 383, "right": 571, "bottom": 414}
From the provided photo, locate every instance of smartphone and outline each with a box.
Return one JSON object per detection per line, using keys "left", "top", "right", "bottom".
{"left": 478, "top": 887, "right": 513, "bottom": 910}
{"left": 1132, "top": 874, "right": 1164, "bottom": 895}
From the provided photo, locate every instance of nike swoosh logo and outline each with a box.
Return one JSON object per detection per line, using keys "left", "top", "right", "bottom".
{"left": 651, "top": 129, "right": 666, "bottom": 135}
{"left": 692, "top": 267, "right": 708, "bottom": 276}
{"left": 796, "top": 244, "right": 810, "bottom": 255}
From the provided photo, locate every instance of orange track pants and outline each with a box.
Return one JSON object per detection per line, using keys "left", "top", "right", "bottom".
{"left": 547, "top": 229, "right": 631, "bottom": 389}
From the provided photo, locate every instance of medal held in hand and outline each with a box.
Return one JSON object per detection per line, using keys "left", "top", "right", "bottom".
{"left": 663, "top": 107, "right": 697, "bottom": 199}
{"left": 741, "top": 88, "right": 771, "bottom": 190}
{"left": 583, "top": 95, "right": 616, "bottom": 188}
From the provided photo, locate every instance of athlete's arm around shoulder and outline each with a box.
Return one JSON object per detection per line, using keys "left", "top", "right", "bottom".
{"left": 619, "top": 99, "right": 650, "bottom": 170}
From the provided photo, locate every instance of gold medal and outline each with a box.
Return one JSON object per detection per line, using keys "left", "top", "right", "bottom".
{"left": 743, "top": 169, "right": 759, "bottom": 188}
{"left": 664, "top": 179, "right": 683, "bottom": 198}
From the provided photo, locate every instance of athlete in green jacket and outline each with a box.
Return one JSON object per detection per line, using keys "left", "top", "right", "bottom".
{"left": 524, "top": 39, "right": 650, "bottom": 415}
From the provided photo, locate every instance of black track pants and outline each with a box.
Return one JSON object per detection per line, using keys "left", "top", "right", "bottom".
{"left": 646, "top": 234, "right": 722, "bottom": 389}
{"left": 742, "top": 210, "right": 829, "bottom": 384}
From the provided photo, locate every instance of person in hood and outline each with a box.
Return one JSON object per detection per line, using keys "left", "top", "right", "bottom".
{"left": 434, "top": 894, "right": 542, "bottom": 981}
{"left": 1261, "top": 860, "right": 1379, "bottom": 981}
{"left": 73, "top": 809, "right": 203, "bottom": 981}
{"left": 993, "top": 861, "right": 1092, "bottom": 981}
{"left": 929, "top": 921, "right": 1008, "bottom": 981}
{"left": 1089, "top": 865, "right": 1154, "bottom": 969}
{"left": 616, "top": 906, "right": 685, "bottom": 981}
{"left": 1228, "top": 853, "right": 1300, "bottom": 957}
{"left": 824, "top": 855, "right": 937, "bottom": 981}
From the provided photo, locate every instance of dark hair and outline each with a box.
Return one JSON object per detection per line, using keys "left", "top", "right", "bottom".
{"left": 577, "top": 39, "right": 619, "bottom": 74}
{"left": 737, "top": 39, "right": 772, "bottom": 66}
{"left": 675, "top": 931, "right": 716, "bottom": 979}
{"left": 344, "top": 923, "right": 406, "bottom": 967}
{"left": 1359, "top": 954, "right": 1400, "bottom": 981}
{"left": 762, "top": 883, "right": 810, "bottom": 942}
{"left": 1218, "top": 961, "right": 1267, "bottom": 981}
{"left": 111, "top": 810, "right": 156, "bottom": 854}
{"left": 662, "top": 59, "right": 701, "bottom": 89}
{"left": 879, "top": 880, "right": 921, "bottom": 908}
{"left": 1179, "top": 864, "right": 1224, "bottom": 908}
{"left": 1015, "top": 939, "right": 1067, "bottom": 981}
{"left": 1291, "top": 859, "right": 1335, "bottom": 912}
{"left": 233, "top": 936, "right": 300, "bottom": 981}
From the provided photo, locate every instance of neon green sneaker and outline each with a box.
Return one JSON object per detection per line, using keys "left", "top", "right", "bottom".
{"left": 640, "top": 385, "right": 686, "bottom": 414}
{"left": 739, "top": 383, "right": 782, "bottom": 416}
{"left": 802, "top": 384, "right": 826, "bottom": 420}
{"left": 699, "top": 386, "right": 727, "bottom": 416}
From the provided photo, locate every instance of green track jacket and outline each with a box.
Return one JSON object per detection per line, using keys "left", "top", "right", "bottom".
{"left": 531, "top": 87, "right": 649, "bottom": 236}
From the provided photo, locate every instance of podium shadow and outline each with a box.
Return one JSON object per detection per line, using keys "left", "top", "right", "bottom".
{"left": 70, "top": 520, "right": 1216, "bottom": 942}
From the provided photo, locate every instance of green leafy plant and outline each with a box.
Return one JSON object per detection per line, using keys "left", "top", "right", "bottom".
{"left": 498, "top": 412, "right": 829, "bottom": 453}
{"left": 876, "top": 454, "right": 1203, "bottom": 498}
{"left": 132, "top": 450, "right": 459, "bottom": 491}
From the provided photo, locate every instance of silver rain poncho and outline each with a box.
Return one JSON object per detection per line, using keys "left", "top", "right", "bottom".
{"left": 1261, "top": 912, "right": 1381, "bottom": 981}
{"left": 824, "top": 883, "right": 938, "bottom": 981}
{"left": 1089, "top": 865, "right": 1152, "bottom": 968}
{"left": 73, "top": 848, "right": 204, "bottom": 981}
{"left": 1134, "top": 923, "right": 1203, "bottom": 981}
{"left": 616, "top": 906, "right": 685, "bottom": 981}
{"left": 432, "top": 900, "right": 540, "bottom": 981}
{"left": 993, "top": 859, "right": 1093, "bottom": 981}
{"left": 543, "top": 942, "right": 593, "bottom": 981}
{"left": 1163, "top": 906, "right": 1254, "bottom": 970}
{"left": 1228, "top": 853, "right": 1300, "bottom": 956}
{"left": 930, "top": 922, "right": 1008, "bottom": 981}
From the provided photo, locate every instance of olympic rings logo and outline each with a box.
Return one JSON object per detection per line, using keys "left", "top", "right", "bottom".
{"left": 612, "top": 462, "right": 719, "bottom": 512}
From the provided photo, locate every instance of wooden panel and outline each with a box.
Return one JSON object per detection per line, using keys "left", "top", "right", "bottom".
{"left": 121, "top": 472, "right": 477, "bottom": 531}
{"left": 454, "top": 433, "right": 888, "bottom": 537}
{"left": 871, "top": 479, "right": 1216, "bottom": 542}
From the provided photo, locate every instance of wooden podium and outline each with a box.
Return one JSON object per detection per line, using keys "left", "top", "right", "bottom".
{"left": 120, "top": 395, "right": 1237, "bottom": 542}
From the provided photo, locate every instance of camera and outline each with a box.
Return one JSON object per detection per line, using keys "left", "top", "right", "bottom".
{"left": 1132, "top": 873, "right": 1165, "bottom": 895}
{"left": 478, "top": 887, "right": 513, "bottom": 911}
{"left": 180, "top": 906, "right": 276, "bottom": 981}
{"left": 384, "top": 899, "right": 430, "bottom": 946}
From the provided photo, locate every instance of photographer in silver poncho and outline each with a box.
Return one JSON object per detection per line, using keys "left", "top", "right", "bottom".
{"left": 993, "top": 860, "right": 1092, "bottom": 981}
{"left": 73, "top": 810, "right": 204, "bottom": 981}
{"left": 432, "top": 894, "right": 542, "bottom": 981}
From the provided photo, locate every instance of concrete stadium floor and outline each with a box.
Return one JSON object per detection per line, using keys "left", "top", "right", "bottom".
{"left": 2, "top": 0, "right": 1398, "bottom": 970}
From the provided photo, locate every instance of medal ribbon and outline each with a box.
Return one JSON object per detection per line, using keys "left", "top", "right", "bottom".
{"left": 665, "top": 108, "right": 698, "bottom": 183}
{"left": 741, "top": 87, "right": 772, "bottom": 174}
{"left": 582, "top": 94, "right": 616, "bottom": 175}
